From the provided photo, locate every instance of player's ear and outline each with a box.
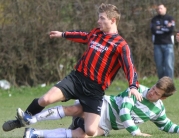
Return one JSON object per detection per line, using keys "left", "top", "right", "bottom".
{"left": 111, "top": 17, "right": 116, "bottom": 24}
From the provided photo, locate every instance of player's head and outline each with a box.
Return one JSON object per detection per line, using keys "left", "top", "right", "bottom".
{"left": 146, "top": 76, "right": 176, "bottom": 102}
{"left": 97, "top": 3, "right": 120, "bottom": 32}
{"left": 156, "top": 76, "right": 176, "bottom": 98}
{"left": 157, "top": 4, "right": 167, "bottom": 15}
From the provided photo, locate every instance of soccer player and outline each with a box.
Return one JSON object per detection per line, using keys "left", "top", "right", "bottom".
{"left": 150, "top": 4, "right": 175, "bottom": 79}
{"left": 11, "top": 76, "right": 177, "bottom": 137}
{"left": 2, "top": 3, "right": 142, "bottom": 137}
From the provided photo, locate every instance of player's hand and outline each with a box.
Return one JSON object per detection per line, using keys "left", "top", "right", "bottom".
{"left": 49, "top": 31, "right": 63, "bottom": 38}
{"left": 135, "top": 132, "right": 152, "bottom": 137}
{"left": 128, "top": 88, "right": 143, "bottom": 102}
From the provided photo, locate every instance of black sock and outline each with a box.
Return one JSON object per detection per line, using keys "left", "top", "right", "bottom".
{"left": 25, "top": 98, "right": 45, "bottom": 115}
{"left": 74, "top": 117, "right": 85, "bottom": 132}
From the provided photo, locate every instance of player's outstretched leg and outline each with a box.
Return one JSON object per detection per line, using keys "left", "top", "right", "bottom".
{"left": 17, "top": 105, "right": 66, "bottom": 126}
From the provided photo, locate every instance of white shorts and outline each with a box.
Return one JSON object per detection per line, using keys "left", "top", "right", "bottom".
{"left": 98, "top": 97, "right": 112, "bottom": 136}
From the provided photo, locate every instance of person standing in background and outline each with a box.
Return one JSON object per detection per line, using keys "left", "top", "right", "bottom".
{"left": 151, "top": 4, "right": 175, "bottom": 79}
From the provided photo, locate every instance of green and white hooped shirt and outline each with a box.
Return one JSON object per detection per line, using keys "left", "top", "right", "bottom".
{"left": 105, "top": 85, "right": 179, "bottom": 135}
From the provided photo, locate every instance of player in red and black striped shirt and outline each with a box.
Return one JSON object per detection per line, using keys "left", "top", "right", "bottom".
{"left": 63, "top": 28, "right": 138, "bottom": 91}
{"left": 3, "top": 3, "right": 142, "bottom": 138}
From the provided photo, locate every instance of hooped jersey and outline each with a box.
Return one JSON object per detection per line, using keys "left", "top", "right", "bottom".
{"left": 105, "top": 85, "right": 179, "bottom": 135}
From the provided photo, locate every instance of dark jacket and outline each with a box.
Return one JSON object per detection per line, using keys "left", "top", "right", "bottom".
{"left": 151, "top": 14, "right": 175, "bottom": 44}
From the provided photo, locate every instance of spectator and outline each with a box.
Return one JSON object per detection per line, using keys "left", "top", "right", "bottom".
{"left": 151, "top": 4, "right": 175, "bottom": 79}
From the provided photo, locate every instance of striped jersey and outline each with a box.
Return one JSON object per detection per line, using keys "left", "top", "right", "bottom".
{"left": 63, "top": 28, "right": 138, "bottom": 90}
{"left": 105, "top": 85, "right": 179, "bottom": 135}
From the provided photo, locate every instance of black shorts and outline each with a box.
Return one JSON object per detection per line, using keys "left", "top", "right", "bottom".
{"left": 54, "top": 70, "right": 104, "bottom": 115}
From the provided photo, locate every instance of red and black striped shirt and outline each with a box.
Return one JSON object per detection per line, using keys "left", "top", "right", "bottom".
{"left": 63, "top": 28, "right": 139, "bottom": 90}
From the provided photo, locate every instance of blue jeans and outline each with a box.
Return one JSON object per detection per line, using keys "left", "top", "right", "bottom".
{"left": 154, "top": 44, "right": 174, "bottom": 79}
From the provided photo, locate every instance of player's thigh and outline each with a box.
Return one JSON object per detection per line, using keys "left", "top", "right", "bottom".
{"left": 84, "top": 112, "right": 100, "bottom": 134}
{"left": 39, "top": 71, "right": 79, "bottom": 105}
{"left": 39, "top": 86, "right": 65, "bottom": 106}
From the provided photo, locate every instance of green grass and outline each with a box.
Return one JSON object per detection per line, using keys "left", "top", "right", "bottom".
{"left": 0, "top": 76, "right": 179, "bottom": 138}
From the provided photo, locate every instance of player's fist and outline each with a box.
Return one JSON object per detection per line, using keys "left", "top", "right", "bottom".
{"left": 49, "top": 31, "right": 63, "bottom": 38}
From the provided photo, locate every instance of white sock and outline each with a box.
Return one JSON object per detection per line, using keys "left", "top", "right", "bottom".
{"left": 33, "top": 128, "right": 72, "bottom": 138}
{"left": 28, "top": 106, "right": 65, "bottom": 124}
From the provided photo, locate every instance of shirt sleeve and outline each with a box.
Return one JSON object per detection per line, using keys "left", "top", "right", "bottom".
{"left": 119, "top": 91, "right": 141, "bottom": 135}
{"left": 119, "top": 44, "right": 139, "bottom": 89}
{"left": 152, "top": 108, "right": 179, "bottom": 133}
{"left": 63, "top": 30, "right": 89, "bottom": 44}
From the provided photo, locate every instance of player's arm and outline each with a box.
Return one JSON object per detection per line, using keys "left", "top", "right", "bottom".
{"left": 119, "top": 44, "right": 142, "bottom": 101}
{"left": 62, "top": 31, "right": 89, "bottom": 43}
{"left": 49, "top": 30, "right": 89, "bottom": 44}
{"left": 119, "top": 94, "right": 151, "bottom": 136}
{"left": 119, "top": 92, "right": 141, "bottom": 135}
{"left": 152, "top": 108, "right": 179, "bottom": 133}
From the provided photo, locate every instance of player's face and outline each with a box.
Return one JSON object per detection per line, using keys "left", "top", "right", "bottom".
{"left": 146, "top": 85, "right": 165, "bottom": 102}
{"left": 97, "top": 12, "right": 112, "bottom": 33}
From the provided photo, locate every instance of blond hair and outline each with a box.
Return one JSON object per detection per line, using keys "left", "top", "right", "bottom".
{"left": 156, "top": 76, "right": 176, "bottom": 97}
{"left": 98, "top": 3, "right": 121, "bottom": 25}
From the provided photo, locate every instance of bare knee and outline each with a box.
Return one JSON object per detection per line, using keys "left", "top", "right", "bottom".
{"left": 38, "top": 96, "right": 50, "bottom": 106}
{"left": 83, "top": 113, "right": 100, "bottom": 136}
{"left": 85, "top": 127, "right": 96, "bottom": 136}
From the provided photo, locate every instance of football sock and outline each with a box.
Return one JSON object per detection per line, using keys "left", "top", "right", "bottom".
{"left": 74, "top": 117, "right": 85, "bottom": 132}
{"left": 35, "top": 105, "right": 65, "bottom": 122}
{"left": 33, "top": 128, "right": 72, "bottom": 138}
{"left": 26, "top": 106, "right": 65, "bottom": 124}
{"left": 25, "top": 98, "right": 45, "bottom": 115}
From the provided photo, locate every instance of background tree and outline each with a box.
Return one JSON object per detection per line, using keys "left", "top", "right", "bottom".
{"left": 0, "top": 0, "right": 179, "bottom": 86}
